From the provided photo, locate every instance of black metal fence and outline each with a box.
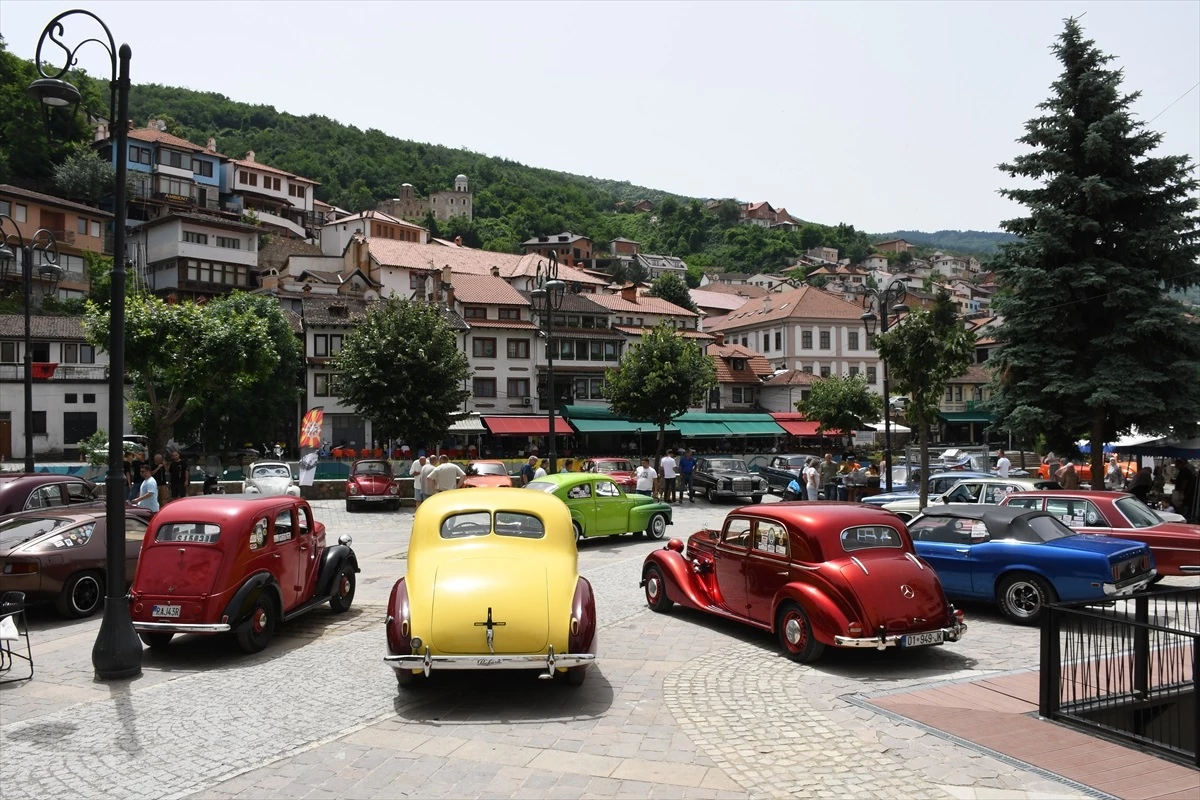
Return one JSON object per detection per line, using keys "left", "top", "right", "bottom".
{"left": 1040, "top": 587, "right": 1199, "bottom": 766}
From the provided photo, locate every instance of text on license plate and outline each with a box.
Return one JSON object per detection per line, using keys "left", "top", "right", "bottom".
{"left": 152, "top": 604, "right": 181, "bottom": 618}
{"left": 364, "top": 495, "right": 386, "bottom": 501}
{"left": 900, "top": 631, "right": 943, "bottom": 648}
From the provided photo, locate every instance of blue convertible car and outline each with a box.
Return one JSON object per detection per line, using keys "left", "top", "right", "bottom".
{"left": 906, "top": 505, "right": 1154, "bottom": 624}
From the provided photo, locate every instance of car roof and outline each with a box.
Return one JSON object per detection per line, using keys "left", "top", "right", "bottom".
{"left": 249, "top": 460, "right": 289, "bottom": 468}
{"left": 1008, "top": 489, "right": 1125, "bottom": 498}
{"left": 535, "top": 472, "right": 599, "bottom": 487}
{"left": 0, "top": 473, "right": 88, "bottom": 485}
{"left": 727, "top": 502, "right": 904, "bottom": 530}
{"left": 149, "top": 494, "right": 306, "bottom": 525}
{"left": 918, "top": 504, "right": 1038, "bottom": 522}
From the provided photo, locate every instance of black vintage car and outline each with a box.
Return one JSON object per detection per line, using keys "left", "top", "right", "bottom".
{"left": 693, "top": 457, "right": 769, "bottom": 503}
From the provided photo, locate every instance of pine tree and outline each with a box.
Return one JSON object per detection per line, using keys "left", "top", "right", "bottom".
{"left": 988, "top": 18, "right": 1200, "bottom": 486}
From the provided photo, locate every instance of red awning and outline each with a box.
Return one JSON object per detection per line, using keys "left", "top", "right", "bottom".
{"left": 482, "top": 415, "right": 570, "bottom": 436}
{"left": 776, "top": 420, "right": 821, "bottom": 437}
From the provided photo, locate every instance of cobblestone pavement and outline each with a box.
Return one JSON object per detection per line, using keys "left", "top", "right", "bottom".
{"left": 2, "top": 496, "right": 1190, "bottom": 799}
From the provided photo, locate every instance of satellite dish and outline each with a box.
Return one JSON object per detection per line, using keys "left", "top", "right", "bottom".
{"left": 363, "top": 289, "right": 379, "bottom": 300}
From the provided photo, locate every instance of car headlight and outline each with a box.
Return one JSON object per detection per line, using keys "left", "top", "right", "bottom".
{"left": 348, "top": 483, "right": 359, "bottom": 495}
{"left": 722, "top": 478, "right": 732, "bottom": 488}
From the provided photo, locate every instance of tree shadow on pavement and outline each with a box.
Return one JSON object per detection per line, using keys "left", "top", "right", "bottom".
{"left": 391, "top": 666, "right": 615, "bottom": 724}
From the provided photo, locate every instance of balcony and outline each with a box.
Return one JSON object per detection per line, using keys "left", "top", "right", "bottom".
{"left": 940, "top": 400, "right": 986, "bottom": 413}
{"left": 251, "top": 208, "right": 306, "bottom": 238}
{"left": 0, "top": 363, "right": 108, "bottom": 382}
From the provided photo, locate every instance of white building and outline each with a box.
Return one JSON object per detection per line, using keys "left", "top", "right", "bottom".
{"left": 221, "top": 151, "right": 318, "bottom": 239}
{"left": 319, "top": 210, "right": 429, "bottom": 257}
{"left": 130, "top": 212, "right": 260, "bottom": 299}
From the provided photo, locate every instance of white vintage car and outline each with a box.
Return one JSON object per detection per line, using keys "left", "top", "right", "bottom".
{"left": 243, "top": 461, "right": 301, "bottom": 497}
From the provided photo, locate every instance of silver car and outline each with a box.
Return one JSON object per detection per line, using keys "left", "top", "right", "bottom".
{"left": 243, "top": 461, "right": 301, "bottom": 497}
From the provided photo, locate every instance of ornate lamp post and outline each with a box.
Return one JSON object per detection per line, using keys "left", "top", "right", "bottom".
{"left": 529, "top": 251, "right": 566, "bottom": 473}
{"left": 0, "top": 224, "right": 64, "bottom": 472}
{"left": 860, "top": 279, "right": 910, "bottom": 493}
{"left": 28, "top": 8, "right": 140, "bottom": 679}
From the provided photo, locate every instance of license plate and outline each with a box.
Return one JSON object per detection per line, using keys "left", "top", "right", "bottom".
{"left": 364, "top": 495, "right": 386, "bottom": 501}
{"left": 900, "top": 631, "right": 943, "bottom": 648}
{"left": 152, "top": 604, "right": 181, "bottom": 618}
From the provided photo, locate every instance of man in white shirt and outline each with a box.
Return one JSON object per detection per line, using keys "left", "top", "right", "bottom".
{"left": 410, "top": 455, "right": 428, "bottom": 505}
{"left": 995, "top": 450, "right": 1011, "bottom": 479}
{"left": 533, "top": 462, "right": 547, "bottom": 479}
{"left": 431, "top": 455, "right": 465, "bottom": 493}
{"left": 635, "top": 457, "right": 657, "bottom": 497}
{"left": 419, "top": 457, "right": 438, "bottom": 499}
{"left": 660, "top": 450, "right": 678, "bottom": 503}
{"left": 804, "top": 458, "right": 820, "bottom": 501}
{"left": 133, "top": 464, "right": 160, "bottom": 513}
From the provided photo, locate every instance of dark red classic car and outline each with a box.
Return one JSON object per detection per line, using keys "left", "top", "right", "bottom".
{"left": 129, "top": 495, "right": 359, "bottom": 652}
{"left": 641, "top": 504, "right": 966, "bottom": 662}
{"left": 0, "top": 473, "right": 105, "bottom": 518}
{"left": 1001, "top": 490, "right": 1200, "bottom": 577}
{"left": 345, "top": 459, "right": 400, "bottom": 511}
{"left": 581, "top": 458, "right": 637, "bottom": 491}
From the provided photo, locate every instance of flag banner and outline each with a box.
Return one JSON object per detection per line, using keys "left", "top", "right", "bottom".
{"left": 299, "top": 406, "right": 324, "bottom": 486}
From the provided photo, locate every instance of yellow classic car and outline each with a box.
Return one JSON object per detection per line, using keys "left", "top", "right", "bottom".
{"left": 384, "top": 488, "right": 597, "bottom": 689}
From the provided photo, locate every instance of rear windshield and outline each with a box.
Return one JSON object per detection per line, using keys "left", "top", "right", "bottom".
{"left": 471, "top": 462, "right": 507, "bottom": 476}
{"left": 841, "top": 525, "right": 904, "bottom": 552}
{"left": 1114, "top": 497, "right": 1163, "bottom": 529}
{"left": 440, "top": 511, "right": 545, "bottom": 539}
{"left": 525, "top": 481, "right": 557, "bottom": 494}
{"left": 156, "top": 522, "right": 221, "bottom": 544}
{"left": 1020, "top": 514, "right": 1073, "bottom": 542}
{"left": 0, "top": 516, "right": 72, "bottom": 549}
{"left": 596, "top": 460, "right": 633, "bottom": 473}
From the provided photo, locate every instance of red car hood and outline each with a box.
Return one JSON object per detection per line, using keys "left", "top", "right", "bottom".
{"left": 463, "top": 475, "right": 512, "bottom": 488}
{"left": 350, "top": 474, "right": 393, "bottom": 495}
{"left": 838, "top": 553, "right": 949, "bottom": 633}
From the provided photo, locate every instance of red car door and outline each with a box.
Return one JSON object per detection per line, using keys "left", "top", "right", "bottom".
{"left": 272, "top": 508, "right": 304, "bottom": 611}
{"left": 714, "top": 517, "right": 751, "bottom": 617}
{"left": 297, "top": 505, "right": 322, "bottom": 596}
{"left": 744, "top": 519, "right": 791, "bottom": 624}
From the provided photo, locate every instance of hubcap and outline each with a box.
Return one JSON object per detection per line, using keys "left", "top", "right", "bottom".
{"left": 1007, "top": 582, "right": 1040, "bottom": 616}
{"left": 73, "top": 576, "right": 99, "bottom": 612}
{"left": 647, "top": 576, "right": 660, "bottom": 600}
{"left": 340, "top": 575, "right": 350, "bottom": 597}
{"left": 254, "top": 609, "right": 268, "bottom": 633}
{"left": 785, "top": 616, "right": 805, "bottom": 648}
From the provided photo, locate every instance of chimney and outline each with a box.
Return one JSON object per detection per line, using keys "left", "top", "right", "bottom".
{"left": 246, "top": 150, "right": 256, "bottom": 163}
{"left": 94, "top": 122, "right": 109, "bottom": 143}
{"left": 620, "top": 284, "right": 637, "bottom": 303}
{"left": 490, "top": 265, "right": 500, "bottom": 278}
{"left": 714, "top": 332, "right": 725, "bottom": 346}
{"left": 762, "top": 296, "right": 771, "bottom": 313}
{"left": 454, "top": 235, "right": 463, "bottom": 246}
{"left": 128, "top": 120, "right": 134, "bottom": 131}
{"left": 207, "top": 138, "right": 217, "bottom": 153}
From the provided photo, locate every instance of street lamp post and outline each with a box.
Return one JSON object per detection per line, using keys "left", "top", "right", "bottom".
{"left": 529, "top": 251, "right": 566, "bottom": 473}
{"left": 860, "top": 279, "right": 910, "bottom": 493}
{"left": 0, "top": 224, "right": 64, "bottom": 472}
{"left": 28, "top": 8, "right": 141, "bottom": 679}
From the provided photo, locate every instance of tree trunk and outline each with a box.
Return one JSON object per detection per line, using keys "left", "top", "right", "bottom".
{"left": 656, "top": 423, "right": 666, "bottom": 465}
{"left": 1091, "top": 411, "right": 1106, "bottom": 492}
{"left": 917, "top": 408, "right": 930, "bottom": 510}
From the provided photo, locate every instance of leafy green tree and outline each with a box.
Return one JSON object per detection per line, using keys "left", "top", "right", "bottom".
{"left": 684, "top": 263, "right": 704, "bottom": 288}
{"left": 52, "top": 149, "right": 119, "bottom": 204}
{"left": 83, "top": 293, "right": 281, "bottom": 455}
{"left": 714, "top": 199, "right": 741, "bottom": 225}
{"left": 332, "top": 298, "right": 469, "bottom": 446}
{"left": 625, "top": 258, "right": 649, "bottom": 285}
{"left": 648, "top": 272, "right": 698, "bottom": 312}
{"left": 799, "top": 225, "right": 824, "bottom": 251}
{"left": 874, "top": 291, "right": 974, "bottom": 509}
{"left": 795, "top": 375, "right": 882, "bottom": 441}
{"left": 603, "top": 323, "right": 716, "bottom": 459}
{"left": 987, "top": 18, "right": 1200, "bottom": 484}
{"left": 897, "top": 250, "right": 914, "bottom": 267}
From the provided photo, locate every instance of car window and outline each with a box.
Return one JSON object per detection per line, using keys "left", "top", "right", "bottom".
{"left": 471, "top": 462, "right": 507, "bottom": 476}
{"left": 754, "top": 521, "right": 789, "bottom": 557}
{"left": 494, "top": 511, "right": 545, "bottom": 539}
{"left": 566, "top": 483, "right": 593, "bottom": 500}
{"left": 1020, "top": 514, "right": 1073, "bottom": 542}
{"left": 1114, "top": 497, "right": 1163, "bottom": 529}
{"left": 723, "top": 518, "right": 752, "bottom": 548}
{"left": 595, "top": 480, "right": 620, "bottom": 498}
{"left": 252, "top": 464, "right": 291, "bottom": 479}
{"left": 929, "top": 476, "right": 958, "bottom": 495}
{"left": 249, "top": 518, "right": 268, "bottom": 550}
{"left": 710, "top": 460, "right": 748, "bottom": 472}
{"left": 596, "top": 460, "right": 633, "bottom": 473}
{"left": 441, "top": 511, "right": 492, "bottom": 538}
{"left": 273, "top": 510, "right": 295, "bottom": 543}
{"left": 0, "top": 516, "right": 70, "bottom": 549}
{"left": 298, "top": 506, "right": 311, "bottom": 536}
{"left": 946, "top": 483, "right": 983, "bottom": 503}
{"left": 65, "top": 482, "right": 94, "bottom": 504}
{"left": 125, "top": 517, "right": 148, "bottom": 542}
{"left": 353, "top": 461, "right": 388, "bottom": 476}
{"left": 909, "top": 517, "right": 963, "bottom": 543}
{"left": 26, "top": 485, "right": 65, "bottom": 509}
{"left": 525, "top": 481, "right": 557, "bottom": 494}
{"left": 156, "top": 522, "right": 220, "bottom": 544}
{"left": 985, "top": 484, "right": 1016, "bottom": 504}
{"left": 1046, "top": 498, "right": 1104, "bottom": 527}
{"left": 1005, "top": 497, "right": 1042, "bottom": 510}
{"left": 26, "top": 522, "right": 96, "bottom": 552}
{"left": 841, "top": 525, "right": 903, "bottom": 551}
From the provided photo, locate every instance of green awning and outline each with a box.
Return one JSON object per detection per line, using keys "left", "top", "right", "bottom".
{"left": 560, "top": 405, "right": 677, "bottom": 433}
{"left": 569, "top": 419, "right": 643, "bottom": 434}
{"left": 674, "top": 421, "right": 730, "bottom": 437}
{"left": 938, "top": 411, "right": 996, "bottom": 424}
{"left": 722, "top": 420, "right": 786, "bottom": 436}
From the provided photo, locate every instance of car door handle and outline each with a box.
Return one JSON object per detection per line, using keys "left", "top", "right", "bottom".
{"left": 273, "top": 553, "right": 281, "bottom": 559}
{"left": 955, "top": 548, "right": 969, "bottom": 554}
{"left": 299, "top": 545, "right": 308, "bottom": 551}
{"left": 776, "top": 571, "right": 788, "bottom": 576}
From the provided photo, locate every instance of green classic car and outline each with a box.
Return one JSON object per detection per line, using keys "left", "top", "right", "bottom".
{"left": 526, "top": 472, "right": 673, "bottom": 541}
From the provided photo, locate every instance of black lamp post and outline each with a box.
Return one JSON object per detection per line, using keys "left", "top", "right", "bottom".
{"left": 529, "top": 251, "right": 566, "bottom": 473}
{"left": 860, "top": 279, "right": 909, "bottom": 493}
{"left": 0, "top": 223, "right": 64, "bottom": 472}
{"left": 28, "top": 9, "right": 141, "bottom": 680}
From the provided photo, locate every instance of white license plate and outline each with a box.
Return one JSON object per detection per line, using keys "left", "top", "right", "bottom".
{"left": 363, "top": 495, "right": 386, "bottom": 501}
{"left": 900, "top": 631, "right": 943, "bottom": 648}
{"left": 152, "top": 604, "right": 181, "bottom": 618}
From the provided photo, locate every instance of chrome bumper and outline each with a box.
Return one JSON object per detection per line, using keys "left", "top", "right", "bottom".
{"left": 385, "top": 645, "right": 594, "bottom": 678}
{"left": 833, "top": 621, "right": 967, "bottom": 650}
{"left": 133, "top": 621, "right": 231, "bottom": 634}
{"left": 1103, "top": 572, "right": 1154, "bottom": 596}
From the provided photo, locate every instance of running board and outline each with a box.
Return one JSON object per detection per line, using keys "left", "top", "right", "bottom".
{"left": 282, "top": 594, "right": 333, "bottom": 622}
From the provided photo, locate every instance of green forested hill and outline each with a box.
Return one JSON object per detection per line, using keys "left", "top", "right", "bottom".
{"left": 871, "top": 229, "right": 1020, "bottom": 256}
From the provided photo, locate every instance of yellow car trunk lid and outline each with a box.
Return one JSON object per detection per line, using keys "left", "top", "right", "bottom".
{"left": 431, "top": 558, "right": 549, "bottom": 654}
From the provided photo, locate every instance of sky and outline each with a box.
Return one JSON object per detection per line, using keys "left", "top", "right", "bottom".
{"left": 2, "top": 1, "right": 1198, "bottom": 233}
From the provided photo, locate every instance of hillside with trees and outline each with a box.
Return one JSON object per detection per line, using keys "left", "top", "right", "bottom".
{"left": 871, "top": 229, "right": 1020, "bottom": 256}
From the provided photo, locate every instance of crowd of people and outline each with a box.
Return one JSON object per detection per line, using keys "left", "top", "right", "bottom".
{"left": 121, "top": 448, "right": 190, "bottom": 514}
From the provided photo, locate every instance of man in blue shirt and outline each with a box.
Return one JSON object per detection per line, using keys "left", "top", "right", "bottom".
{"left": 133, "top": 464, "right": 160, "bottom": 513}
{"left": 678, "top": 448, "right": 697, "bottom": 502}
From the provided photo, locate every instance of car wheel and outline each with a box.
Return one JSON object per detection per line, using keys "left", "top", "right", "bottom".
{"left": 140, "top": 632, "right": 174, "bottom": 649}
{"left": 776, "top": 602, "right": 825, "bottom": 663}
{"left": 345, "top": 500, "right": 354, "bottom": 513}
{"left": 573, "top": 521, "right": 585, "bottom": 543}
{"left": 706, "top": 487, "right": 716, "bottom": 503}
{"left": 236, "top": 593, "right": 277, "bottom": 653}
{"left": 646, "top": 513, "right": 668, "bottom": 540}
{"left": 396, "top": 669, "right": 420, "bottom": 689}
{"left": 328, "top": 563, "right": 356, "bottom": 613}
{"left": 56, "top": 570, "right": 104, "bottom": 619}
{"left": 643, "top": 564, "right": 674, "bottom": 612}
{"left": 751, "top": 494, "right": 763, "bottom": 504}
{"left": 997, "top": 573, "right": 1056, "bottom": 625}
{"left": 558, "top": 666, "right": 587, "bottom": 686}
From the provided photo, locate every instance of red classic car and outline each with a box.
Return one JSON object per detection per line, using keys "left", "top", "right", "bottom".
{"left": 346, "top": 459, "right": 400, "bottom": 511}
{"left": 581, "top": 458, "right": 637, "bottom": 492}
{"left": 0, "top": 473, "right": 105, "bottom": 518}
{"left": 461, "top": 460, "right": 514, "bottom": 488}
{"left": 1001, "top": 490, "right": 1199, "bottom": 577}
{"left": 641, "top": 504, "right": 966, "bottom": 662}
{"left": 129, "top": 495, "right": 359, "bottom": 652}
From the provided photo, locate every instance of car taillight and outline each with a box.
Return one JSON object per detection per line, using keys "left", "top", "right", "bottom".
{"left": 2, "top": 562, "right": 37, "bottom": 575}
{"left": 348, "top": 483, "right": 358, "bottom": 495}
{"left": 1141, "top": 555, "right": 1151, "bottom": 572}
{"left": 847, "top": 622, "right": 863, "bottom": 638}
{"left": 1112, "top": 564, "right": 1120, "bottom": 582}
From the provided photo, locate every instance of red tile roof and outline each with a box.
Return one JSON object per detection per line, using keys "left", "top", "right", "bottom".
{"left": 364, "top": 240, "right": 606, "bottom": 286}
{"left": 701, "top": 282, "right": 768, "bottom": 299}
{"left": 690, "top": 289, "right": 749, "bottom": 312}
{"left": 763, "top": 369, "right": 823, "bottom": 387}
{"left": 947, "top": 364, "right": 993, "bottom": 384}
{"left": 451, "top": 273, "right": 530, "bottom": 306}
{"left": 325, "top": 210, "right": 425, "bottom": 231}
{"left": 589, "top": 293, "right": 698, "bottom": 317}
{"left": 0, "top": 184, "right": 113, "bottom": 218}
{"left": 613, "top": 326, "right": 712, "bottom": 340}
{"left": 707, "top": 343, "right": 773, "bottom": 384}
{"left": 464, "top": 318, "right": 538, "bottom": 330}
{"left": 709, "top": 285, "right": 867, "bottom": 331}
{"left": 126, "top": 127, "right": 223, "bottom": 156}
{"left": 230, "top": 155, "right": 319, "bottom": 184}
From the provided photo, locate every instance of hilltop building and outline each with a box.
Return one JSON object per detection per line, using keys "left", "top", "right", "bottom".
{"left": 377, "top": 175, "right": 472, "bottom": 222}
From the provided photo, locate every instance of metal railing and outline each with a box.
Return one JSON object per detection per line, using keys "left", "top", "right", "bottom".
{"left": 0, "top": 363, "right": 108, "bottom": 381}
{"left": 1040, "top": 588, "right": 1198, "bottom": 766}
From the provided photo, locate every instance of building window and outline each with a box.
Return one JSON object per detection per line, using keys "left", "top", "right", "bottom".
{"left": 313, "top": 334, "right": 328, "bottom": 357}
{"left": 31, "top": 410, "right": 47, "bottom": 435}
{"left": 867, "top": 366, "right": 877, "bottom": 384}
{"left": 849, "top": 366, "right": 859, "bottom": 378}
{"left": 575, "top": 378, "right": 588, "bottom": 399}
{"left": 90, "top": 221, "right": 101, "bottom": 238}
{"left": 732, "top": 387, "right": 754, "bottom": 404}
{"left": 590, "top": 341, "right": 604, "bottom": 361}
{"left": 267, "top": 176, "right": 281, "bottom": 191}
{"left": 0, "top": 342, "right": 16, "bottom": 362}
{"left": 604, "top": 341, "right": 619, "bottom": 361}
{"left": 472, "top": 338, "right": 497, "bottom": 358}
{"left": 62, "top": 343, "right": 95, "bottom": 363}
{"left": 590, "top": 378, "right": 603, "bottom": 399}
{"left": 239, "top": 170, "right": 258, "bottom": 187}
{"left": 464, "top": 307, "right": 487, "bottom": 319}
{"left": 216, "top": 236, "right": 241, "bottom": 249}
{"left": 328, "top": 334, "right": 342, "bottom": 355}
{"left": 83, "top": 393, "right": 95, "bottom": 403}
{"left": 314, "top": 374, "right": 330, "bottom": 397}
{"left": 819, "top": 331, "right": 831, "bottom": 349}
{"left": 65, "top": 393, "right": 78, "bottom": 404}
{"left": 183, "top": 231, "right": 208, "bottom": 245}
{"left": 762, "top": 335, "right": 769, "bottom": 353}
{"left": 62, "top": 411, "right": 97, "bottom": 443}
{"left": 954, "top": 385, "right": 963, "bottom": 402}
{"left": 848, "top": 331, "right": 859, "bottom": 350}
{"left": 507, "top": 378, "right": 529, "bottom": 398}
{"left": 473, "top": 378, "right": 496, "bottom": 398}
{"left": 498, "top": 307, "right": 521, "bottom": 321}
{"left": 801, "top": 331, "right": 813, "bottom": 349}
{"left": 157, "top": 149, "right": 192, "bottom": 170}
{"left": 731, "top": 358, "right": 747, "bottom": 371}
{"left": 129, "top": 145, "right": 151, "bottom": 165}
{"left": 775, "top": 331, "right": 782, "bottom": 351}
{"left": 820, "top": 366, "right": 831, "bottom": 378}
{"left": 157, "top": 176, "right": 194, "bottom": 197}
{"left": 410, "top": 272, "right": 423, "bottom": 290}
{"left": 77, "top": 216, "right": 88, "bottom": 234}
{"left": 506, "top": 339, "right": 529, "bottom": 359}
{"left": 945, "top": 386, "right": 954, "bottom": 402}
{"left": 31, "top": 342, "right": 49, "bottom": 362}
{"left": 193, "top": 160, "right": 214, "bottom": 178}
{"left": 802, "top": 366, "right": 813, "bottom": 375}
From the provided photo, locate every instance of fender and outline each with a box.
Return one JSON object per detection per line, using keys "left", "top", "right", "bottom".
{"left": 642, "top": 547, "right": 716, "bottom": 610}
{"left": 775, "top": 582, "right": 853, "bottom": 646}
{"left": 385, "top": 577, "right": 411, "bottom": 656}
{"left": 221, "top": 571, "right": 282, "bottom": 629}
{"left": 569, "top": 577, "right": 597, "bottom": 655}
{"left": 570, "top": 508, "right": 586, "bottom": 536}
{"left": 315, "top": 545, "right": 359, "bottom": 598}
